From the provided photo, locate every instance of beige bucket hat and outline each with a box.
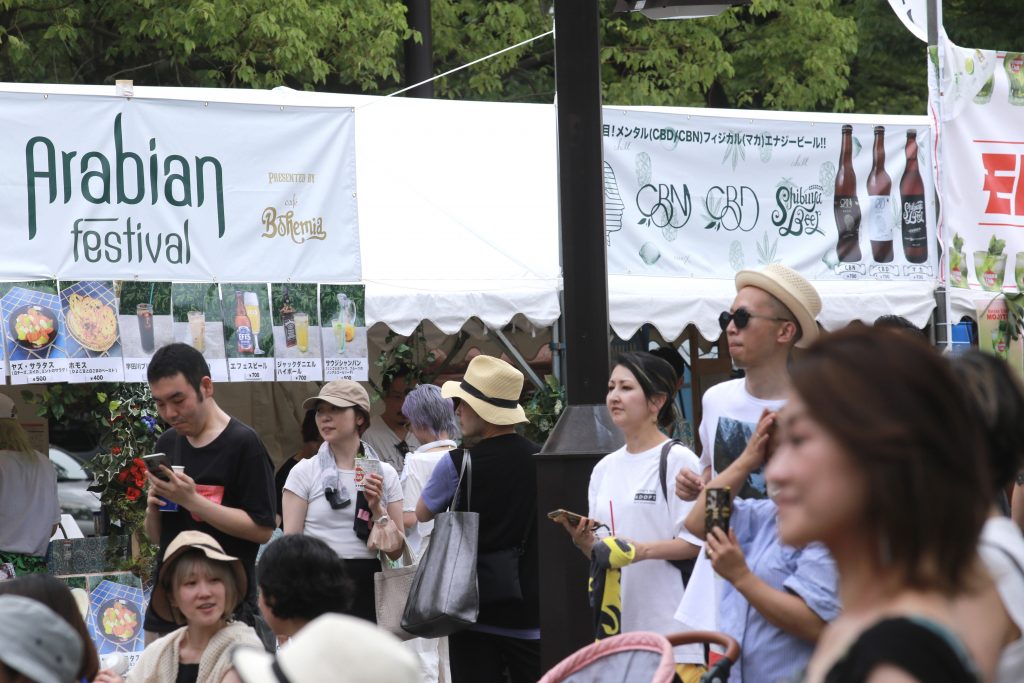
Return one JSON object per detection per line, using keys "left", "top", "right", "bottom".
{"left": 442, "top": 355, "right": 527, "bottom": 425}
{"left": 150, "top": 531, "right": 247, "bottom": 623}
{"left": 302, "top": 380, "right": 371, "bottom": 413}
{"left": 735, "top": 263, "right": 822, "bottom": 348}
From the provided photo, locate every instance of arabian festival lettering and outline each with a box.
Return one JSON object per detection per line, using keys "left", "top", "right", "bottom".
{"left": 24, "top": 113, "right": 225, "bottom": 266}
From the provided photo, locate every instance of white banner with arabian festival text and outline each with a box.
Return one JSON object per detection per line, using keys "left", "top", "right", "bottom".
{"left": 0, "top": 92, "right": 359, "bottom": 283}
{"left": 603, "top": 108, "right": 938, "bottom": 283}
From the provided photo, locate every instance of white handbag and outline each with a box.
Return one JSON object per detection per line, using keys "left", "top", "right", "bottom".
{"left": 374, "top": 538, "right": 418, "bottom": 640}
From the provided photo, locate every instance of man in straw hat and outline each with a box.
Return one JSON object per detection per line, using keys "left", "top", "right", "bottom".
{"left": 416, "top": 355, "right": 541, "bottom": 683}
{"left": 677, "top": 263, "right": 821, "bottom": 500}
{"left": 142, "top": 343, "right": 276, "bottom": 645}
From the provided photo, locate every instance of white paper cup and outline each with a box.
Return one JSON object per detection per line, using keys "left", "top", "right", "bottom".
{"left": 354, "top": 458, "right": 383, "bottom": 491}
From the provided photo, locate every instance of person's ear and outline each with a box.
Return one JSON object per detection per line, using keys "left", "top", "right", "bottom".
{"left": 200, "top": 376, "right": 214, "bottom": 400}
{"left": 778, "top": 320, "right": 798, "bottom": 345}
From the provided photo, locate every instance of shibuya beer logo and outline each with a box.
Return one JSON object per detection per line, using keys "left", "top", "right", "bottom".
{"left": 771, "top": 181, "right": 825, "bottom": 237}
{"left": 24, "top": 113, "right": 226, "bottom": 265}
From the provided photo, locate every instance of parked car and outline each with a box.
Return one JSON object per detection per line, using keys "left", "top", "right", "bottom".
{"left": 49, "top": 445, "right": 101, "bottom": 536}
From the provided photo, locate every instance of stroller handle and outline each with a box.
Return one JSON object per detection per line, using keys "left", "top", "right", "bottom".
{"left": 666, "top": 630, "right": 741, "bottom": 663}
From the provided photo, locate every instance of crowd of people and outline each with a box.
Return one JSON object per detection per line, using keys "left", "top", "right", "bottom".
{"left": 0, "top": 263, "right": 1023, "bottom": 683}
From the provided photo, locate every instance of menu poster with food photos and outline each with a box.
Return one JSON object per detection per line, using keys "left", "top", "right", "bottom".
{"left": 169, "top": 283, "right": 228, "bottom": 382}
{"left": 0, "top": 280, "right": 70, "bottom": 384}
{"left": 319, "top": 284, "right": 368, "bottom": 381}
{"left": 60, "top": 281, "right": 124, "bottom": 383}
{"left": 271, "top": 283, "right": 323, "bottom": 382}
{"left": 118, "top": 282, "right": 174, "bottom": 383}
{"left": 220, "top": 284, "right": 275, "bottom": 382}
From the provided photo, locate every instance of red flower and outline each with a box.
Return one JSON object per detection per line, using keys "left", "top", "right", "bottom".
{"left": 117, "top": 470, "right": 130, "bottom": 483}
{"left": 111, "top": 446, "right": 122, "bottom": 455}
{"left": 125, "top": 487, "right": 141, "bottom": 502}
{"left": 132, "top": 458, "right": 144, "bottom": 467}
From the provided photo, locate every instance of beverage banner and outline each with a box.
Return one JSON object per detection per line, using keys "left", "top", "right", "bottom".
{"left": 170, "top": 283, "right": 228, "bottom": 382}
{"left": 61, "top": 281, "right": 125, "bottom": 383}
{"left": 271, "top": 283, "right": 323, "bottom": 382}
{"left": 932, "top": 38, "right": 1024, "bottom": 293}
{"left": 0, "top": 92, "right": 359, "bottom": 283}
{"left": 320, "top": 284, "right": 368, "bottom": 381}
{"left": 603, "top": 108, "right": 937, "bottom": 282}
{"left": 221, "top": 284, "right": 274, "bottom": 382}
{"left": 0, "top": 280, "right": 70, "bottom": 384}
{"left": 119, "top": 282, "right": 173, "bottom": 382}
{"left": 975, "top": 298, "right": 1024, "bottom": 373}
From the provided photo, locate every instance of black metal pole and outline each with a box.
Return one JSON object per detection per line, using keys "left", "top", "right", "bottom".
{"left": 535, "top": 0, "right": 624, "bottom": 671}
{"left": 404, "top": 0, "right": 434, "bottom": 98}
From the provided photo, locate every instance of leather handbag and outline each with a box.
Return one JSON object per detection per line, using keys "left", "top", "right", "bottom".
{"left": 374, "top": 539, "right": 418, "bottom": 640}
{"left": 401, "top": 451, "right": 479, "bottom": 638}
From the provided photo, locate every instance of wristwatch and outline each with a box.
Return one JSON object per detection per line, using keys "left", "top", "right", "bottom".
{"left": 374, "top": 513, "right": 391, "bottom": 525}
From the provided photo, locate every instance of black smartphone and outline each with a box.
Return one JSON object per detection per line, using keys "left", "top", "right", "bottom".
{"left": 547, "top": 508, "right": 585, "bottom": 526}
{"left": 142, "top": 452, "right": 169, "bottom": 480}
{"left": 705, "top": 486, "right": 731, "bottom": 557}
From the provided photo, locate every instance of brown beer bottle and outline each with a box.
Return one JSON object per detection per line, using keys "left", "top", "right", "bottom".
{"left": 867, "top": 126, "right": 894, "bottom": 263}
{"left": 900, "top": 130, "right": 928, "bottom": 264}
{"left": 834, "top": 125, "right": 862, "bottom": 262}
{"left": 234, "top": 290, "right": 254, "bottom": 354}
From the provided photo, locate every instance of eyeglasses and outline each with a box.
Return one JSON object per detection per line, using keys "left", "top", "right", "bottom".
{"left": 718, "top": 307, "right": 793, "bottom": 332}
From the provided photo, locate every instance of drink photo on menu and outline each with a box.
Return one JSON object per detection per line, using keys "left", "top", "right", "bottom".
{"left": 169, "top": 283, "right": 229, "bottom": 382}
{"left": 117, "top": 282, "right": 173, "bottom": 358}
{"left": 270, "top": 283, "right": 322, "bottom": 381}
{"left": 219, "top": 283, "right": 275, "bottom": 381}
{"left": 319, "top": 284, "right": 369, "bottom": 381}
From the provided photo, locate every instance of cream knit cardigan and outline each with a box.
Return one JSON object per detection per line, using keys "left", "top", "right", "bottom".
{"left": 126, "top": 621, "right": 262, "bottom": 683}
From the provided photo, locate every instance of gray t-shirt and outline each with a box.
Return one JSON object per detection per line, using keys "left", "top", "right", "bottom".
{"left": 283, "top": 454, "right": 402, "bottom": 559}
{"left": 0, "top": 449, "right": 60, "bottom": 556}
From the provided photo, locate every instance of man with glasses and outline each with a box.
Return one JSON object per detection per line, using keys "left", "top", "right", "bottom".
{"left": 679, "top": 263, "right": 821, "bottom": 499}
{"left": 362, "top": 363, "right": 421, "bottom": 474}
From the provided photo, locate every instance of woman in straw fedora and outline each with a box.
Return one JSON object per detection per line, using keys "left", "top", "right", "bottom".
{"left": 95, "top": 531, "right": 260, "bottom": 683}
{"left": 282, "top": 380, "right": 405, "bottom": 624}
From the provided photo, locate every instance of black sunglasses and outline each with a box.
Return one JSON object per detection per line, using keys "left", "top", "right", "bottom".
{"left": 718, "top": 307, "right": 792, "bottom": 332}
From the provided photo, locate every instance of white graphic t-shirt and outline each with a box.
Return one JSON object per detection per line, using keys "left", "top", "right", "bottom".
{"left": 588, "top": 440, "right": 704, "bottom": 663}
{"left": 698, "top": 378, "right": 785, "bottom": 499}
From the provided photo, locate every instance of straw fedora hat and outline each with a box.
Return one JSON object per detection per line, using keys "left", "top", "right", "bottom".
{"left": 735, "top": 263, "right": 822, "bottom": 348}
{"left": 442, "top": 355, "right": 527, "bottom": 425}
{"left": 150, "top": 531, "right": 247, "bottom": 623}
{"left": 232, "top": 613, "right": 419, "bottom": 683}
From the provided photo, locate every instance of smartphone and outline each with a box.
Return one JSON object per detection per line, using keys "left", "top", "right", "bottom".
{"left": 547, "top": 509, "right": 586, "bottom": 526}
{"left": 705, "top": 487, "right": 731, "bottom": 557}
{"left": 142, "top": 452, "right": 169, "bottom": 480}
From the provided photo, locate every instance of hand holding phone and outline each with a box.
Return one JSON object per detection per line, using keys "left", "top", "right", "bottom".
{"left": 705, "top": 487, "right": 731, "bottom": 557}
{"left": 547, "top": 509, "right": 607, "bottom": 532}
{"left": 142, "top": 453, "right": 169, "bottom": 480}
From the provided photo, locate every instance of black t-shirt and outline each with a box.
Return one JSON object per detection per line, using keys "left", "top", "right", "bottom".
{"left": 274, "top": 455, "right": 301, "bottom": 529}
{"left": 176, "top": 664, "right": 199, "bottom": 683}
{"left": 145, "top": 418, "right": 276, "bottom": 628}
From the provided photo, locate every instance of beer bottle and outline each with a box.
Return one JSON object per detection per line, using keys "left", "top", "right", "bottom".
{"left": 234, "top": 290, "right": 254, "bottom": 354}
{"left": 281, "top": 286, "right": 297, "bottom": 348}
{"left": 834, "top": 125, "right": 862, "bottom": 262}
{"left": 866, "top": 126, "right": 894, "bottom": 263}
{"left": 900, "top": 130, "right": 928, "bottom": 264}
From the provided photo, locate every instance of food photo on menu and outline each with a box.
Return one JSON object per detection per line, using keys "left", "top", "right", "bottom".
{"left": 116, "top": 281, "right": 173, "bottom": 358}
{"left": 0, "top": 280, "right": 68, "bottom": 360}
{"left": 59, "top": 281, "right": 122, "bottom": 358}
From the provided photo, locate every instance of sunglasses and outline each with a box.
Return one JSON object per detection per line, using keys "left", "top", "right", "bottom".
{"left": 718, "top": 307, "right": 792, "bottom": 332}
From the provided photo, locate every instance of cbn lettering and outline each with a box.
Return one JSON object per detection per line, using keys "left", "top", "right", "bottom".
{"left": 24, "top": 113, "right": 227, "bottom": 240}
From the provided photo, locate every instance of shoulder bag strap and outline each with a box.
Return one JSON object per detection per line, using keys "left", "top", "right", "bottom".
{"left": 659, "top": 439, "right": 682, "bottom": 502}
{"left": 450, "top": 449, "right": 472, "bottom": 512}
{"left": 981, "top": 538, "right": 1024, "bottom": 581}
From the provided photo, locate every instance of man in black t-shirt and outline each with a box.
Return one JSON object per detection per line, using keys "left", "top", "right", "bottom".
{"left": 142, "top": 343, "right": 276, "bottom": 643}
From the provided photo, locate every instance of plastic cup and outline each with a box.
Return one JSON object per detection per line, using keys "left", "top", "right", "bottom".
{"left": 160, "top": 466, "right": 186, "bottom": 512}
{"left": 354, "top": 458, "right": 382, "bottom": 492}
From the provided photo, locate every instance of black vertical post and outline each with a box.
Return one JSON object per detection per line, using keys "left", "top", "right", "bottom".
{"left": 404, "top": 0, "right": 434, "bottom": 98}
{"left": 535, "top": 0, "right": 624, "bottom": 671}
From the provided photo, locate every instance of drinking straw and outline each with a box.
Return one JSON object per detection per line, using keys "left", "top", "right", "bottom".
{"left": 148, "top": 283, "right": 155, "bottom": 307}
{"left": 609, "top": 500, "right": 616, "bottom": 536}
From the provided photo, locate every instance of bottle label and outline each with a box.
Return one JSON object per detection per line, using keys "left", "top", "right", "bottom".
{"left": 901, "top": 195, "right": 926, "bottom": 245}
{"left": 283, "top": 317, "right": 297, "bottom": 347}
{"left": 834, "top": 197, "right": 860, "bottom": 237}
{"left": 237, "top": 326, "right": 254, "bottom": 352}
{"left": 867, "top": 196, "right": 894, "bottom": 241}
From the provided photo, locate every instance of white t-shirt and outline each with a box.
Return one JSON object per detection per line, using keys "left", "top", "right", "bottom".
{"left": 980, "top": 516, "right": 1024, "bottom": 683}
{"left": 283, "top": 455, "right": 403, "bottom": 559}
{"left": 400, "top": 442, "right": 454, "bottom": 557}
{"left": 0, "top": 449, "right": 60, "bottom": 556}
{"left": 698, "top": 378, "right": 785, "bottom": 499}
{"left": 362, "top": 422, "right": 420, "bottom": 475}
{"left": 588, "top": 440, "right": 704, "bottom": 664}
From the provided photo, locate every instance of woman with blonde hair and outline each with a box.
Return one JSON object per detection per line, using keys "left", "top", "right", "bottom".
{"left": 0, "top": 394, "right": 60, "bottom": 575}
{"left": 95, "top": 531, "right": 260, "bottom": 683}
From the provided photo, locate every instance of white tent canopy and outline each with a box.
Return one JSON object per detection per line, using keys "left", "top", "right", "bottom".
{"left": 0, "top": 82, "right": 938, "bottom": 339}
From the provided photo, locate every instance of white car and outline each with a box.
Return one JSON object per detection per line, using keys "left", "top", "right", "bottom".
{"left": 49, "top": 445, "right": 101, "bottom": 536}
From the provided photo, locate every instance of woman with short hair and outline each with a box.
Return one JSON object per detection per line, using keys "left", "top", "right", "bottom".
{"left": 767, "top": 327, "right": 988, "bottom": 682}
{"left": 95, "top": 531, "right": 260, "bottom": 683}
